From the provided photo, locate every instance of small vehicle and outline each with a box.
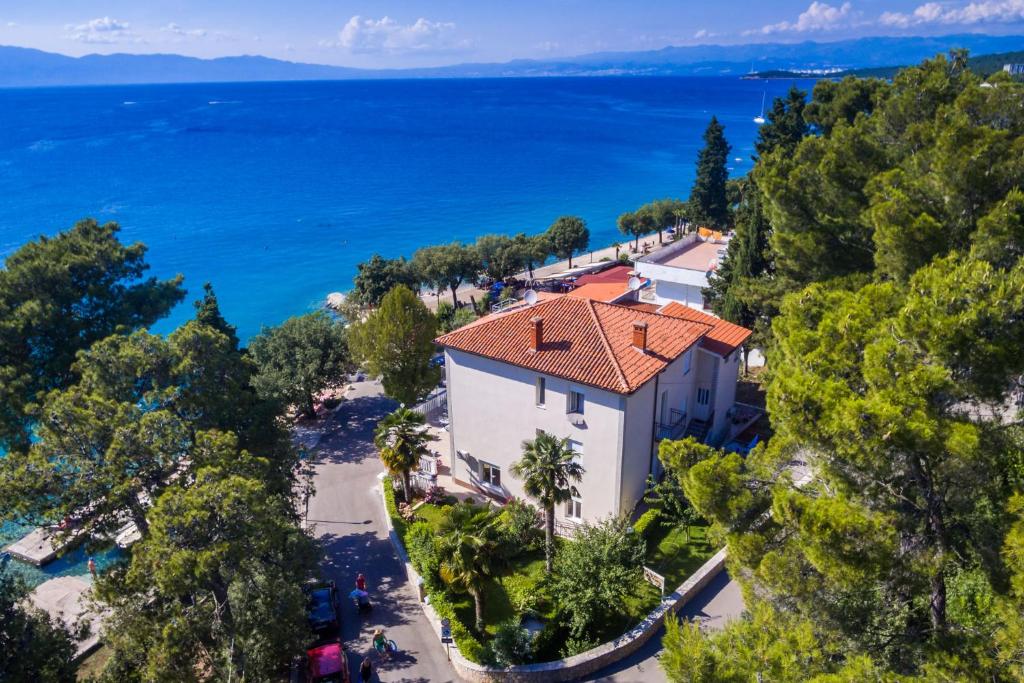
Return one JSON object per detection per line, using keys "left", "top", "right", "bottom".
{"left": 306, "top": 640, "right": 350, "bottom": 682}
{"left": 305, "top": 581, "right": 341, "bottom": 635}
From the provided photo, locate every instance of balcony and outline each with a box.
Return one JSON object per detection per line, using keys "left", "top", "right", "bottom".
{"left": 655, "top": 409, "right": 687, "bottom": 441}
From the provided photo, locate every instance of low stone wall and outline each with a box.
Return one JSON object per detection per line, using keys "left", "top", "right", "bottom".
{"left": 377, "top": 479, "right": 728, "bottom": 682}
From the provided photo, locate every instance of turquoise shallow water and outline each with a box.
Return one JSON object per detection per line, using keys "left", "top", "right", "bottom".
{"left": 0, "top": 76, "right": 810, "bottom": 342}
{"left": 0, "top": 76, "right": 811, "bottom": 585}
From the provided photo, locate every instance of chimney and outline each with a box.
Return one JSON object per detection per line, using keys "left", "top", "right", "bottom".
{"left": 529, "top": 316, "right": 543, "bottom": 352}
{"left": 632, "top": 321, "right": 648, "bottom": 352}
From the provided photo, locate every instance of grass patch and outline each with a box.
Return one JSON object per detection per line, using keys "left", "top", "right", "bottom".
{"left": 646, "top": 522, "right": 716, "bottom": 589}
{"left": 412, "top": 502, "right": 449, "bottom": 530}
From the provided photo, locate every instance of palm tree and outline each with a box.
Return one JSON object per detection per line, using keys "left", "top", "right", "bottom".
{"left": 437, "top": 502, "right": 501, "bottom": 632}
{"left": 373, "top": 407, "right": 437, "bottom": 502}
{"left": 510, "top": 431, "right": 585, "bottom": 574}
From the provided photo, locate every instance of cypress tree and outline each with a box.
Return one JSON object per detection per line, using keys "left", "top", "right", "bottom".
{"left": 688, "top": 117, "right": 732, "bottom": 230}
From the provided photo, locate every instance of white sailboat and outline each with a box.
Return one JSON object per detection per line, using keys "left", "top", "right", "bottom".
{"left": 753, "top": 92, "right": 766, "bottom": 125}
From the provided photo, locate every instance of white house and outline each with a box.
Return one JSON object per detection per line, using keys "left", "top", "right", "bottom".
{"left": 632, "top": 233, "right": 728, "bottom": 310}
{"left": 436, "top": 295, "right": 752, "bottom": 529}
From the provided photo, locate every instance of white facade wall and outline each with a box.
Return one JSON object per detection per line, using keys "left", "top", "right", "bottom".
{"left": 444, "top": 341, "right": 741, "bottom": 524}
{"left": 709, "top": 350, "right": 741, "bottom": 445}
{"left": 647, "top": 280, "right": 706, "bottom": 309}
{"left": 445, "top": 349, "right": 631, "bottom": 525}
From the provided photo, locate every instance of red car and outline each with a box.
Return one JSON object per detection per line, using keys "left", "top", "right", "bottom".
{"left": 306, "top": 640, "right": 350, "bottom": 683}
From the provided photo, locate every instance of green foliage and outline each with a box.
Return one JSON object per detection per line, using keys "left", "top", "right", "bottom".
{"left": 0, "top": 566, "right": 77, "bottom": 683}
{"left": 98, "top": 464, "right": 319, "bottom": 682}
{"left": 496, "top": 498, "right": 543, "bottom": 552}
{"left": 424, "top": 589, "right": 489, "bottom": 664}
{"left": 0, "top": 312, "right": 296, "bottom": 539}
{"left": 545, "top": 216, "right": 589, "bottom": 268}
{"left": 373, "top": 407, "right": 437, "bottom": 502}
{"left": 193, "top": 282, "right": 239, "bottom": 349}
{"left": 412, "top": 242, "right": 479, "bottom": 305}
{"left": 511, "top": 431, "right": 585, "bottom": 573}
{"left": 491, "top": 619, "right": 532, "bottom": 666}
{"left": 688, "top": 117, "right": 732, "bottom": 230}
{"left": 660, "top": 602, "right": 832, "bottom": 683}
{"left": 348, "top": 284, "right": 441, "bottom": 405}
{"left": 0, "top": 218, "right": 184, "bottom": 452}
{"left": 406, "top": 520, "right": 441, "bottom": 584}
{"left": 754, "top": 86, "right": 809, "bottom": 159}
{"left": 350, "top": 253, "right": 420, "bottom": 308}
{"left": 633, "top": 507, "right": 663, "bottom": 540}
{"left": 680, "top": 248, "right": 1024, "bottom": 675}
{"left": 436, "top": 502, "right": 504, "bottom": 632}
{"left": 249, "top": 311, "right": 350, "bottom": 418}
{"left": 551, "top": 516, "right": 646, "bottom": 643}
{"left": 475, "top": 234, "right": 525, "bottom": 282}
{"left": 513, "top": 232, "right": 551, "bottom": 279}
{"left": 436, "top": 300, "right": 478, "bottom": 334}
{"left": 757, "top": 52, "right": 1024, "bottom": 291}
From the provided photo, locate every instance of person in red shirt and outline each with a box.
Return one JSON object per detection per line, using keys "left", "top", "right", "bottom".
{"left": 355, "top": 573, "right": 366, "bottom": 591}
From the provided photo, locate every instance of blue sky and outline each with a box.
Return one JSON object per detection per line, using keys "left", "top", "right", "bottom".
{"left": 1, "top": 1, "right": 1023, "bottom": 67}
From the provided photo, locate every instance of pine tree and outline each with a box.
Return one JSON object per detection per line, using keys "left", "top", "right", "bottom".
{"left": 688, "top": 117, "right": 732, "bottom": 230}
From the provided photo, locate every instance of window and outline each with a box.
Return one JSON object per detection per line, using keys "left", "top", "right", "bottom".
{"left": 480, "top": 461, "right": 501, "bottom": 487}
{"left": 566, "top": 488, "right": 582, "bottom": 520}
{"left": 683, "top": 350, "right": 692, "bottom": 375}
{"left": 568, "top": 390, "right": 585, "bottom": 415}
{"left": 536, "top": 376, "right": 546, "bottom": 406}
{"left": 568, "top": 439, "right": 583, "bottom": 464}
{"left": 697, "top": 387, "right": 711, "bottom": 405}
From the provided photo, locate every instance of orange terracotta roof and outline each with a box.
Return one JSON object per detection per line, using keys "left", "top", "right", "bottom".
{"left": 567, "top": 282, "right": 630, "bottom": 303}
{"left": 658, "top": 302, "right": 752, "bottom": 356}
{"left": 437, "top": 297, "right": 711, "bottom": 394}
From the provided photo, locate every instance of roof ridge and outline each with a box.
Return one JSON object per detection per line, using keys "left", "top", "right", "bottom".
{"left": 585, "top": 298, "right": 630, "bottom": 392}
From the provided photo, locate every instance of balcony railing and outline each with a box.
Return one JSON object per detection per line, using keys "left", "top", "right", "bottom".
{"left": 656, "top": 409, "right": 687, "bottom": 441}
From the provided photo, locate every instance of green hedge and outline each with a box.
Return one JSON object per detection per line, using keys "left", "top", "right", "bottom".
{"left": 382, "top": 478, "right": 487, "bottom": 664}
{"left": 633, "top": 508, "right": 662, "bottom": 539}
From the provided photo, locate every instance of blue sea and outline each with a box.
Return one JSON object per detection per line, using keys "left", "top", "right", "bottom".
{"left": 0, "top": 76, "right": 810, "bottom": 586}
{"left": 0, "top": 76, "right": 810, "bottom": 342}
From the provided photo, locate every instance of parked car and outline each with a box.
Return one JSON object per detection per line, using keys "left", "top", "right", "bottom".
{"left": 306, "top": 640, "right": 350, "bottom": 683}
{"left": 305, "top": 581, "right": 341, "bottom": 635}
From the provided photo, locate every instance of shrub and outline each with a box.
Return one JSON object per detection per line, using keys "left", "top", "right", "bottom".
{"left": 551, "top": 516, "right": 646, "bottom": 642}
{"left": 382, "top": 476, "right": 407, "bottom": 536}
{"left": 423, "top": 485, "right": 448, "bottom": 505}
{"left": 473, "top": 293, "right": 492, "bottom": 316}
{"left": 497, "top": 499, "right": 542, "bottom": 552}
{"left": 406, "top": 521, "right": 441, "bottom": 585}
{"left": 633, "top": 508, "right": 662, "bottom": 540}
{"left": 617, "top": 252, "right": 632, "bottom": 264}
{"left": 492, "top": 619, "right": 532, "bottom": 666}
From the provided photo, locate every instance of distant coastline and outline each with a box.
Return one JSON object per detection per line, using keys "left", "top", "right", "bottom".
{"left": 1, "top": 33, "right": 1022, "bottom": 87}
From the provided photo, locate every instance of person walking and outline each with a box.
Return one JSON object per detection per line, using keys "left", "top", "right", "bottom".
{"left": 356, "top": 573, "right": 366, "bottom": 591}
{"left": 87, "top": 557, "right": 97, "bottom": 578}
{"left": 359, "top": 656, "right": 373, "bottom": 682}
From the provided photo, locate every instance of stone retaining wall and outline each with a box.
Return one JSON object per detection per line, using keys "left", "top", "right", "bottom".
{"left": 377, "top": 479, "right": 728, "bottom": 682}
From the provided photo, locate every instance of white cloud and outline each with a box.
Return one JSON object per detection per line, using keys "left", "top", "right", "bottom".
{"left": 332, "top": 15, "right": 461, "bottom": 54}
{"left": 751, "top": 2, "right": 856, "bottom": 34}
{"left": 65, "top": 16, "right": 138, "bottom": 44}
{"left": 161, "top": 22, "right": 207, "bottom": 38}
{"left": 881, "top": 0, "right": 1024, "bottom": 27}
{"left": 694, "top": 28, "right": 711, "bottom": 39}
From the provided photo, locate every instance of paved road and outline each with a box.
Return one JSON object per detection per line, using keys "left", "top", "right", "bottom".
{"left": 306, "top": 381, "right": 457, "bottom": 682}
{"left": 583, "top": 571, "right": 745, "bottom": 682}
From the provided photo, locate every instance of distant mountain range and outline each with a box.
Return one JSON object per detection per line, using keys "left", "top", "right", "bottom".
{"left": 1, "top": 33, "right": 1022, "bottom": 87}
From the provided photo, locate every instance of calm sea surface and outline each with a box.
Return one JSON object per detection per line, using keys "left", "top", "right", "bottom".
{"left": 0, "top": 76, "right": 810, "bottom": 585}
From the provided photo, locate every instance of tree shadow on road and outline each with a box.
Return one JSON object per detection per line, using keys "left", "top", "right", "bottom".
{"left": 314, "top": 394, "right": 397, "bottom": 465}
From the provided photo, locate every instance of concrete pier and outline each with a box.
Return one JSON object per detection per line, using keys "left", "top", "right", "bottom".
{"left": 27, "top": 575, "right": 104, "bottom": 659}
{"left": 5, "top": 526, "right": 62, "bottom": 566}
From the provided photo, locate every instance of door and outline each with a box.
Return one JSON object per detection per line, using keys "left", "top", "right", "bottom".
{"left": 694, "top": 385, "right": 713, "bottom": 421}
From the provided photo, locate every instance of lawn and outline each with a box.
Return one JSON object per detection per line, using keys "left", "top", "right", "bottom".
{"left": 645, "top": 522, "right": 716, "bottom": 589}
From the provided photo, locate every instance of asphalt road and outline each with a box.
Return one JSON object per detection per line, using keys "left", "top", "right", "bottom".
{"left": 306, "top": 380, "right": 457, "bottom": 683}
{"left": 306, "top": 380, "right": 745, "bottom": 682}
